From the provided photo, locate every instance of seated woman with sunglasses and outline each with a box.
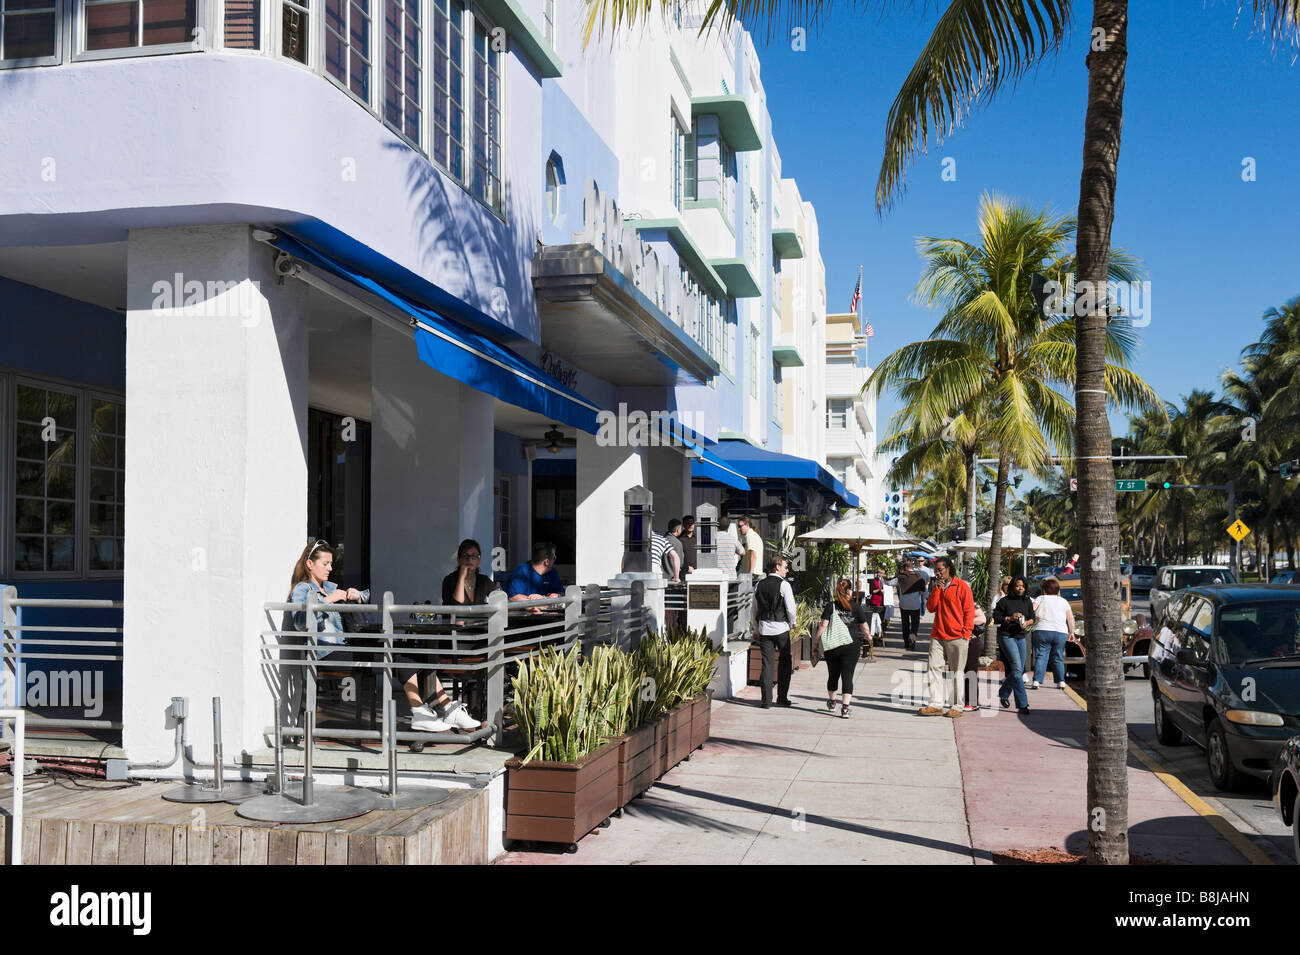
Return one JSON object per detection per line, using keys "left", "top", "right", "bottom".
{"left": 442, "top": 539, "right": 499, "bottom": 606}
{"left": 289, "top": 540, "right": 480, "bottom": 733}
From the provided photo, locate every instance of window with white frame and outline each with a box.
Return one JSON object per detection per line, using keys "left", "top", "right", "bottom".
{"left": 724, "top": 309, "right": 736, "bottom": 376}
{"left": 772, "top": 363, "right": 782, "bottom": 422}
{"left": 672, "top": 115, "right": 685, "bottom": 212}
{"left": 325, "top": 0, "right": 372, "bottom": 102}
{"left": 223, "top": 0, "right": 259, "bottom": 48}
{"left": 748, "top": 327, "right": 759, "bottom": 399}
{"left": 684, "top": 118, "right": 697, "bottom": 203}
{"left": 431, "top": 0, "right": 465, "bottom": 181}
{"left": 383, "top": 0, "right": 421, "bottom": 146}
{"left": 826, "top": 398, "right": 849, "bottom": 430}
{"left": 718, "top": 139, "right": 734, "bottom": 221}
{"left": 2, "top": 0, "right": 58, "bottom": 61}
{"left": 281, "top": 0, "right": 309, "bottom": 61}
{"left": 81, "top": 0, "right": 197, "bottom": 53}
{"left": 469, "top": 12, "right": 502, "bottom": 210}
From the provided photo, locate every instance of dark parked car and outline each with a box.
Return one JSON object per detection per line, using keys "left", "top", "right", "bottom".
{"left": 1149, "top": 584, "right": 1300, "bottom": 791}
{"left": 1149, "top": 565, "right": 1237, "bottom": 623}
{"left": 1272, "top": 571, "right": 1298, "bottom": 585}
{"left": 1270, "top": 736, "right": 1300, "bottom": 863}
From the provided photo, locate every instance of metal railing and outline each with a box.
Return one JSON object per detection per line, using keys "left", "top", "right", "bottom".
{"left": 727, "top": 574, "right": 754, "bottom": 642}
{"left": 1, "top": 708, "right": 25, "bottom": 865}
{"left": 259, "top": 586, "right": 584, "bottom": 751}
{"left": 0, "top": 585, "right": 124, "bottom": 734}
{"left": 579, "top": 581, "right": 649, "bottom": 654}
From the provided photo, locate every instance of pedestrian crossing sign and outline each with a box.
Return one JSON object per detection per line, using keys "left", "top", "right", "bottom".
{"left": 1227, "top": 520, "right": 1250, "bottom": 542}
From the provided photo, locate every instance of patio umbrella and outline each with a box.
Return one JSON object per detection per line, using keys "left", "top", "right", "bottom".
{"left": 953, "top": 524, "right": 1065, "bottom": 554}
{"left": 798, "top": 515, "right": 918, "bottom": 582}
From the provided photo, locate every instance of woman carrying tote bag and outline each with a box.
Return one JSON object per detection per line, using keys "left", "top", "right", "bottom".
{"left": 816, "top": 578, "right": 871, "bottom": 719}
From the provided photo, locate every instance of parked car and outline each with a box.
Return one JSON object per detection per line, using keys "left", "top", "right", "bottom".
{"left": 1128, "top": 563, "right": 1158, "bottom": 592}
{"left": 1149, "top": 565, "right": 1237, "bottom": 622}
{"left": 1271, "top": 571, "right": 1298, "bottom": 585}
{"left": 1030, "top": 574, "right": 1135, "bottom": 676}
{"left": 1269, "top": 735, "right": 1300, "bottom": 863}
{"left": 1149, "top": 584, "right": 1300, "bottom": 790}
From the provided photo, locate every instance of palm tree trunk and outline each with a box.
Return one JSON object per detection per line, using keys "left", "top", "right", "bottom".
{"left": 1074, "top": 0, "right": 1130, "bottom": 865}
{"left": 983, "top": 449, "right": 1011, "bottom": 659}
{"left": 965, "top": 447, "right": 978, "bottom": 539}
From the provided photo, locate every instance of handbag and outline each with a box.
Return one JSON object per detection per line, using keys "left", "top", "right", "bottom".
{"left": 821, "top": 609, "right": 853, "bottom": 652}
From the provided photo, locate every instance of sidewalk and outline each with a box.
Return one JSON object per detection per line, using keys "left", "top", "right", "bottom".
{"left": 498, "top": 624, "right": 1255, "bottom": 865}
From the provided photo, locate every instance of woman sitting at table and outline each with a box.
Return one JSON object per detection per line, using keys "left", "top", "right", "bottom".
{"left": 442, "top": 538, "right": 499, "bottom": 606}
{"left": 289, "top": 540, "right": 480, "bottom": 733}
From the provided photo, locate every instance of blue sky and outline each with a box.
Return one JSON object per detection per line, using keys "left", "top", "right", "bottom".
{"left": 755, "top": 1, "right": 1300, "bottom": 460}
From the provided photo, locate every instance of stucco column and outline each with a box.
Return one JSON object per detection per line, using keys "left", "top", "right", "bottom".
{"left": 646, "top": 445, "right": 691, "bottom": 527}
{"left": 370, "top": 326, "right": 494, "bottom": 603}
{"left": 122, "top": 225, "right": 308, "bottom": 765}
{"left": 575, "top": 431, "right": 645, "bottom": 585}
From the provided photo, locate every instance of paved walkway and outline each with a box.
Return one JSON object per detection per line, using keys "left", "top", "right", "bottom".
{"left": 499, "top": 623, "right": 1255, "bottom": 865}
{"left": 500, "top": 633, "right": 973, "bottom": 865}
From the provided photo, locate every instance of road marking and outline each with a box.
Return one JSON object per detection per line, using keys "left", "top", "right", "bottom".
{"left": 1062, "top": 683, "right": 1275, "bottom": 866}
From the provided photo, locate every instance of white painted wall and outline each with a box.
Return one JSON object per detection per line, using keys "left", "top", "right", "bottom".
{"left": 370, "top": 328, "right": 494, "bottom": 603}
{"left": 575, "top": 432, "right": 646, "bottom": 584}
{"left": 122, "top": 224, "right": 309, "bottom": 763}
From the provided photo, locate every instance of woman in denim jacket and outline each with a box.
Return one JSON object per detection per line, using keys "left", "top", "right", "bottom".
{"left": 289, "top": 540, "right": 479, "bottom": 733}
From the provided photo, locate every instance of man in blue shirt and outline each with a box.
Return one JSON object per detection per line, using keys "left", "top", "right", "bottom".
{"left": 506, "top": 542, "right": 564, "bottom": 602}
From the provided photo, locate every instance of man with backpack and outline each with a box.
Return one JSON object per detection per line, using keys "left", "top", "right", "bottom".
{"left": 751, "top": 555, "right": 797, "bottom": 708}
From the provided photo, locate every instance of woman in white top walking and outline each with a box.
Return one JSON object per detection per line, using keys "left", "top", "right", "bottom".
{"left": 1030, "top": 577, "right": 1076, "bottom": 689}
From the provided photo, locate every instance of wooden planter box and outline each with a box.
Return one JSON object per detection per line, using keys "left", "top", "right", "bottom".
{"left": 664, "top": 703, "right": 694, "bottom": 770}
{"left": 688, "top": 692, "right": 712, "bottom": 752}
{"left": 748, "top": 638, "right": 808, "bottom": 684}
{"left": 505, "top": 740, "right": 620, "bottom": 850}
{"left": 616, "top": 721, "right": 659, "bottom": 806}
{"left": 654, "top": 714, "right": 669, "bottom": 779}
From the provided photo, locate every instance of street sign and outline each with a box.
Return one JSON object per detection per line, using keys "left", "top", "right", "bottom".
{"left": 1227, "top": 519, "right": 1250, "bottom": 542}
{"left": 1116, "top": 479, "right": 1147, "bottom": 492}
{"left": 1069, "top": 478, "right": 1077, "bottom": 491}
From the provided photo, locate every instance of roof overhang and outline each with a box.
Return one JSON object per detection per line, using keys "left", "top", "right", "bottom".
{"left": 690, "top": 94, "right": 762, "bottom": 151}
{"left": 772, "top": 227, "right": 804, "bottom": 259}
{"left": 710, "top": 258, "right": 761, "bottom": 298}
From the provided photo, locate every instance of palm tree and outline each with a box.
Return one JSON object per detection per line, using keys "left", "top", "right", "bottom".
{"left": 583, "top": 0, "right": 1299, "bottom": 869}
{"left": 868, "top": 194, "right": 1159, "bottom": 659}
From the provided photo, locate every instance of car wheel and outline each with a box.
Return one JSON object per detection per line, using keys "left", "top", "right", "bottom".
{"left": 1294, "top": 791, "right": 1300, "bottom": 865}
{"left": 1206, "top": 718, "right": 1244, "bottom": 792}
{"left": 1154, "top": 693, "right": 1182, "bottom": 745}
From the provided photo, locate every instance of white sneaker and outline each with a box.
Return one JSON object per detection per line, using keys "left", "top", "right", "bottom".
{"left": 1032, "top": 681, "right": 1041, "bottom": 689}
{"left": 440, "top": 700, "right": 481, "bottom": 731}
{"left": 1058, "top": 682, "right": 1068, "bottom": 690}
{"left": 410, "top": 705, "right": 450, "bottom": 733}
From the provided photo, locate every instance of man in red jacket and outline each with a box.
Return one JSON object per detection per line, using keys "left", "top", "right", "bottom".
{"left": 918, "top": 556, "right": 974, "bottom": 718}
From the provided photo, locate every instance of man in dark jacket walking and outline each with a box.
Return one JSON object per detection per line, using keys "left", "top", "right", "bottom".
{"left": 751, "top": 555, "right": 797, "bottom": 708}
{"left": 895, "top": 558, "right": 926, "bottom": 651}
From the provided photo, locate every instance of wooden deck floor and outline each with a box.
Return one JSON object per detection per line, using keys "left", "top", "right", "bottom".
{"left": 0, "top": 779, "right": 489, "bottom": 865}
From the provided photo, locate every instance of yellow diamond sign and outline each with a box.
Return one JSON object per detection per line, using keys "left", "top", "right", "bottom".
{"left": 1227, "top": 519, "right": 1250, "bottom": 542}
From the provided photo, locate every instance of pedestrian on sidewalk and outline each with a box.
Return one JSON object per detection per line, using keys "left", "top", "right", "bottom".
{"left": 816, "top": 578, "right": 869, "bottom": 719}
{"left": 895, "top": 558, "right": 925, "bottom": 651}
{"left": 918, "top": 556, "right": 974, "bottom": 718}
{"left": 993, "top": 575, "right": 1034, "bottom": 713}
{"left": 751, "top": 555, "right": 797, "bottom": 708}
{"left": 1030, "top": 577, "right": 1075, "bottom": 690}
{"left": 961, "top": 602, "right": 989, "bottom": 711}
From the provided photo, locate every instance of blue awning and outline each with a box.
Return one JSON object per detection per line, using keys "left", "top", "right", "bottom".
{"left": 711, "top": 439, "right": 859, "bottom": 507}
{"left": 683, "top": 439, "right": 751, "bottom": 491}
{"left": 270, "top": 232, "right": 602, "bottom": 434}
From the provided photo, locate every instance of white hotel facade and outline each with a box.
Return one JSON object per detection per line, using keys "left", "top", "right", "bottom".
{"left": 0, "top": 0, "right": 867, "bottom": 771}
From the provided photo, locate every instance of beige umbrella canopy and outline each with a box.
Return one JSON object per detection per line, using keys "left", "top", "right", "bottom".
{"left": 798, "top": 514, "right": 918, "bottom": 547}
{"left": 952, "top": 524, "right": 1065, "bottom": 554}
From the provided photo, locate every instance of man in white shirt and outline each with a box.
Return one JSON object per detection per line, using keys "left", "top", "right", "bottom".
{"left": 737, "top": 516, "right": 764, "bottom": 578}
{"left": 750, "top": 555, "right": 797, "bottom": 708}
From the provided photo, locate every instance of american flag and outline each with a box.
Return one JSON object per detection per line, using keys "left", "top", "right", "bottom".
{"left": 849, "top": 275, "right": 861, "bottom": 316}
{"left": 864, "top": 322, "right": 874, "bottom": 338}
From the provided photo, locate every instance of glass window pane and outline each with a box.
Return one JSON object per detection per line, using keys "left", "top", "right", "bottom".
{"left": 3, "top": 10, "right": 56, "bottom": 59}
{"left": 85, "top": 1, "right": 139, "bottom": 51}
{"left": 15, "top": 537, "right": 43, "bottom": 572}
{"left": 90, "top": 501, "right": 115, "bottom": 536}
{"left": 142, "top": 0, "right": 195, "bottom": 45}
{"left": 47, "top": 501, "right": 75, "bottom": 535}
{"left": 223, "top": 0, "right": 260, "bottom": 49}
{"left": 15, "top": 384, "right": 42, "bottom": 421}
{"left": 15, "top": 498, "right": 43, "bottom": 535}
{"left": 282, "top": 3, "right": 308, "bottom": 61}
{"left": 49, "top": 537, "right": 74, "bottom": 572}
{"left": 48, "top": 464, "right": 76, "bottom": 500}
{"left": 89, "top": 467, "right": 115, "bottom": 502}
{"left": 16, "top": 421, "right": 42, "bottom": 459}
{"left": 47, "top": 389, "right": 75, "bottom": 428}
{"left": 91, "top": 432, "right": 114, "bottom": 467}
{"left": 16, "top": 460, "right": 42, "bottom": 496}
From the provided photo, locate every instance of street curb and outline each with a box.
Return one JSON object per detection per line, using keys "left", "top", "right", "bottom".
{"left": 1062, "top": 683, "right": 1275, "bottom": 866}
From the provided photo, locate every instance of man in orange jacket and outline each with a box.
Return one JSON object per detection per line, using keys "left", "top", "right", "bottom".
{"left": 918, "top": 556, "right": 974, "bottom": 718}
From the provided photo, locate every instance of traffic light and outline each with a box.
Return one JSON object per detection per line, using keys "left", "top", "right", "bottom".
{"left": 1161, "top": 481, "right": 1171, "bottom": 490}
{"left": 1281, "top": 460, "right": 1299, "bottom": 479}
